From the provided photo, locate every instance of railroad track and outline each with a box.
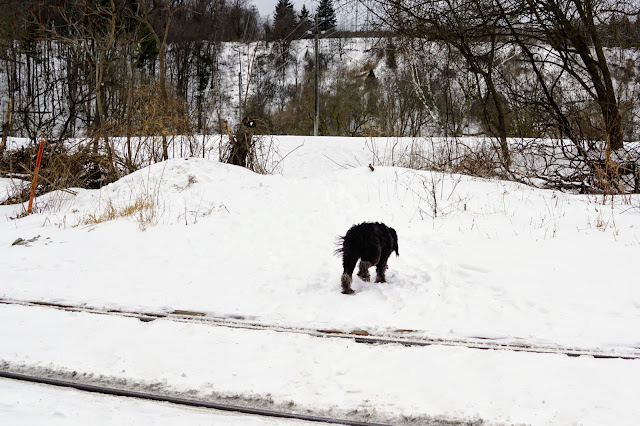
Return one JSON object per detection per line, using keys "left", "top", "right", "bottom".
{"left": 1, "top": 297, "right": 639, "bottom": 360}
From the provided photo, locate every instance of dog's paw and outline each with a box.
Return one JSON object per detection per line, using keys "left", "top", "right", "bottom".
{"left": 341, "top": 288, "right": 355, "bottom": 295}
{"left": 358, "top": 273, "right": 371, "bottom": 282}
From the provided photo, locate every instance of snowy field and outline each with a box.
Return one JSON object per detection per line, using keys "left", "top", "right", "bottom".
{"left": 1, "top": 135, "right": 639, "bottom": 424}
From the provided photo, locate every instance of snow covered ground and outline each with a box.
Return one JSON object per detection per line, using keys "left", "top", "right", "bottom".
{"left": 1, "top": 135, "right": 639, "bottom": 424}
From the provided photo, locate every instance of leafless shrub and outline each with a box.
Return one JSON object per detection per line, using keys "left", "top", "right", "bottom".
{"left": 1, "top": 178, "right": 30, "bottom": 205}
{"left": 0, "top": 139, "right": 119, "bottom": 205}
{"left": 367, "top": 137, "right": 508, "bottom": 179}
{"left": 220, "top": 118, "right": 284, "bottom": 174}
{"left": 511, "top": 139, "right": 640, "bottom": 196}
{"left": 111, "top": 81, "right": 194, "bottom": 171}
{"left": 414, "top": 171, "right": 468, "bottom": 220}
{"left": 366, "top": 135, "right": 640, "bottom": 197}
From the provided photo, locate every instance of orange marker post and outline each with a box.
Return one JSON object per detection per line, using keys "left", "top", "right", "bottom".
{"left": 27, "top": 139, "right": 45, "bottom": 215}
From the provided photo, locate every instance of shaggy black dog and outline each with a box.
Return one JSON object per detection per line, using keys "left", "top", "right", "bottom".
{"left": 335, "top": 222, "right": 399, "bottom": 294}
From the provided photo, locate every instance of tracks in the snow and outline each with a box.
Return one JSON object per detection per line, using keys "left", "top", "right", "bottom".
{"left": 1, "top": 297, "right": 638, "bottom": 360}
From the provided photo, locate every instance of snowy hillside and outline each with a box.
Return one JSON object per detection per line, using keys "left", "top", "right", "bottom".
{"left": 1, "top": 135, "right": 640, "bottom": 424}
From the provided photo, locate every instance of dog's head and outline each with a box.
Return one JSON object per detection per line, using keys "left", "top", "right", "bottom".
{"left": 389, "top": 227, "right": 399, "bottom": 256}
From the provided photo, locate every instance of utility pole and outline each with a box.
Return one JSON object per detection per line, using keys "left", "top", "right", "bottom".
{"left": 313, "top": 13, "right": 319, "bottom": 137}
{"left": 355, "top": 1, "right": 358, "bottom": 31}
{"left": 366, "top": 0, "right": 371, "bottom": 32}
{"left": 238, "top": 50, "right": 243, "bottom": 126}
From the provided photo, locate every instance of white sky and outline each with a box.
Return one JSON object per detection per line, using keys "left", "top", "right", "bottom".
{"left": 254, "top": 0, "right": 318, "bottom": 20}
{"left": 253, "top": 0, "right": 363, "bottom": 29}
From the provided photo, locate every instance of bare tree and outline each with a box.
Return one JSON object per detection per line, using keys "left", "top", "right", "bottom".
{"left": 367, "top": 0, "right": 514, "bottom": 172}
{"left": 365, "top": 0, "right": 639, "bottom": 190}
{"left": 135, "top": 0, "right": 179, "bottom": 161}
{"left": 517, "top": 0, "right": 625, "bottom": 151}
{"left": 495, "top": 0, "right": 635, "bottom": 191}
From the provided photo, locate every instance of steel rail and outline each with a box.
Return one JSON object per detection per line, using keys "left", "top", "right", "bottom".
{"left": 0, "top": 370, "right": 387, "bottom": 426}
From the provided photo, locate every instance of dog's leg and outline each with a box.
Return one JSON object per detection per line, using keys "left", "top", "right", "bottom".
{"left": 357, "top": 260, "right": 372, "bottom": 282}
{"left": 359, "top": 237, "right": 380, "bottom": 282}
{"left": 341, "top": 253, "right": 358, "bottom": 295}
{"left": 375, "top": 251, "right": 391, "bottom": 283}
{"left": 375, "top": 262, "right": 387, "bottom": 283}
{"left": 341, "top": 274, "right": 354, "bottom": 294}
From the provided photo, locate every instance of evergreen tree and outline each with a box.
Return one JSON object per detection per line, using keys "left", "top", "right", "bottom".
{"left": 299, "top": 5, "right": 312, "bottom": 26}
{"left": 317, "top": 0, "right": 337, "bottom": 33}
{"left": 271, "top": 0, "right": 297, "bottom": 78}
{"left": 272, "top": 0, "right": 297, "bottom": 41}
{"left": 297, "top": 4, "right": 313, "bottom": 37}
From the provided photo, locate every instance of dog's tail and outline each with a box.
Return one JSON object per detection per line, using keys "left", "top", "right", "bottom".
{"left": 389, "top": 227, "right": 399, "bottom": 256}
{"left": 333, "top": 236, "right": 345, "bottom": 256}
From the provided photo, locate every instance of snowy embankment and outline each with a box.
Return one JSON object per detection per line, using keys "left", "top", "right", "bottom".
{"left": 1, "top": 136, "right": 639, "bottom": 424}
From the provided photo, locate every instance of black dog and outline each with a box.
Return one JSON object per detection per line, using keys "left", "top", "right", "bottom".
{"left": 335, "top": 222, "right": 399, "bottom": 294}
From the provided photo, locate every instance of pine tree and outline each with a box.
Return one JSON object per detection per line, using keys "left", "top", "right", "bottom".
{"left": 317, "top": 0, "right": 337, "bottom": 33}
{"left": 294, "top": 4, "right": 313, "bottom": 38}
{"left": 272, "top": 0, "right": 297, "bottom": 41}
{"left": 299, "top": 5, "right": 312, "bottom": 26}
